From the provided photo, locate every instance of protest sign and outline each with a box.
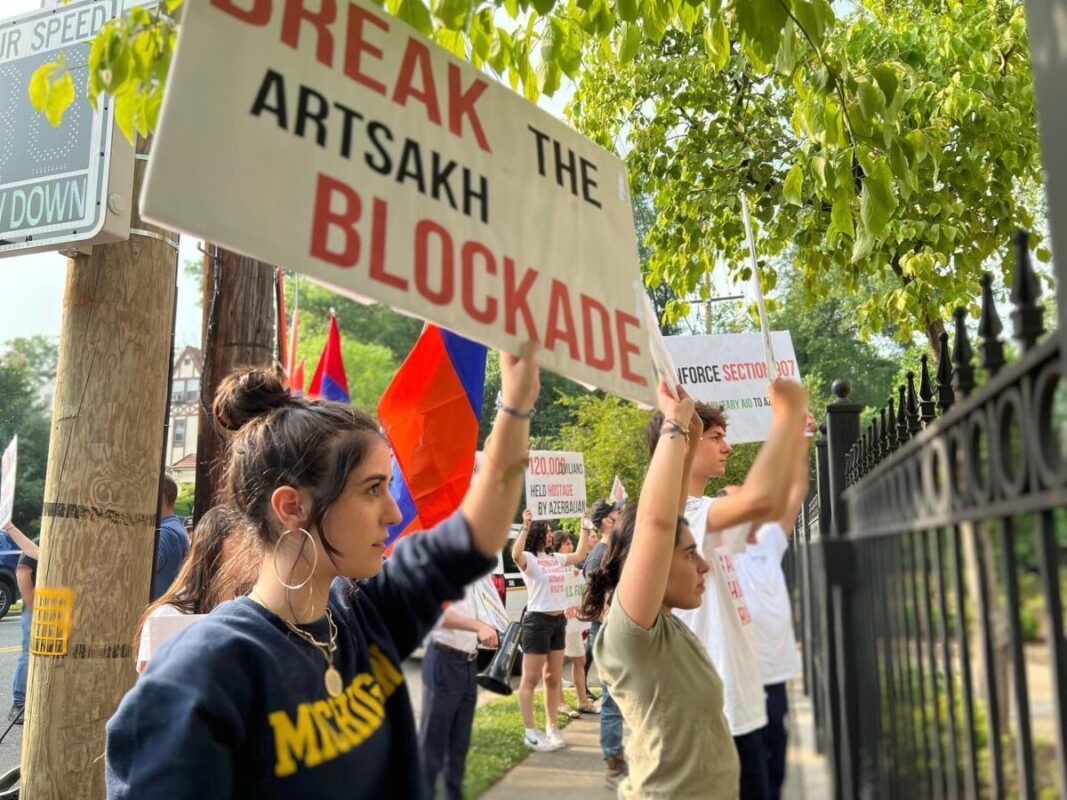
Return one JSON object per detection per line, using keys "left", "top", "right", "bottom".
{"left": 141, "top": 0, "right": 657, "bottom": 405}
{"left": 665, "top": 333, "right": 801, "bottom": 444}
{"left": 609, "top": 475, "right": 627, "bottom": 503}
{"left": 525, "top": 451, "right": 586, "bottom": 520}
{"left": 562, "top": 568, "right": 590, "bottom": 632}
{"left": 0, "top": 436, "right": 16, "bottom": 528}
{"left": 144, "top": 612, "right": 208, "bottom": 661}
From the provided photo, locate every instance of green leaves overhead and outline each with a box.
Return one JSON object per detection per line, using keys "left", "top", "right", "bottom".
{"left": 567, "top": 0, "right": 1043, "bottom": 343}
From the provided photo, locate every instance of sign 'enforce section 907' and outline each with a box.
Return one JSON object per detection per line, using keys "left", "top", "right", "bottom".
{"left": 665, "top": 332, "right": 802, "bottom": 445}
{"left": 141, "top": 0, "right": 657, "bottom": 405}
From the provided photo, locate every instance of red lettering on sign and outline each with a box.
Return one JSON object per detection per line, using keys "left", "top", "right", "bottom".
{"left": 344, "top": 4, "right": 388, "bottom": 95}
{"left": 309, "top": 172, "right": 361, "bottom": 267}
{"left": 211, "top": 0, "right": 271, "bottom": 25}
{"left": 461, "top": 241, "right": 497, "bottom": 323}
{"left": 503, "top": 258, "right": 539, "bottom": 340}
{"left": 414, "top": 220, "right": 454, "bottom": 305}
{"left": 447, "top": 64, "right": 491, "bottom": 154}
{"left": 615, "top": 311, "right": 647, "bottom": 386}
{"left": 369, "top": 196, "right": 405, "bottom": 289}
{"left": 392, "top": 40, "right": 441, "bottom": 125}
{"left": 281, "top": 0, "right": 336, "bottom": 65}
{"left": 580, "top": 294, "right": 613, "bottom": 371}
{"left": 544, "top": 279, "right": 579, "bottom": 359}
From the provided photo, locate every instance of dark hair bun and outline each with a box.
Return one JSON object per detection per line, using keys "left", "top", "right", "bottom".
{"left": 213, "top": 368, "right": 296, "bottom": 432}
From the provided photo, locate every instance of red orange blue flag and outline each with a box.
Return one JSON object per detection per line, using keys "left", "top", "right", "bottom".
{"left": 307, "top": 314, "right": 349, "bottom": 403}
{"left": 377, "top": 325, "right": 487, "bottom": 547}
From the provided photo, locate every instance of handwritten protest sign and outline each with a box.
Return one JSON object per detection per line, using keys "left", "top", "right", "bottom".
{"left": 609, "top": 475, "right": 627, "bottom": 503}
{"left": 665, "top": 332, "right": 801, "bottom": 444}
{"left": 525, "top": 451, "right": 586, "bottom": 520}
{"left": 142, "top": 0, "right": 657, "bottom": 405}
{"left": 562, "top": 568, "right": 590, "bottom": 632}
{"left": 0, "top": 436, "right": 16, "bottom": 529}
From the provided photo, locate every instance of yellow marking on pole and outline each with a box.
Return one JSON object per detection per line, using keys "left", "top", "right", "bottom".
{"left": 0, "top": 645, "right": 20, "bottom": 653}
{"left": 31, "top": 588, "right": 73, "bottom": 656}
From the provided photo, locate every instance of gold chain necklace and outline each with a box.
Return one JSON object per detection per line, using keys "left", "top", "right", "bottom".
{"left": 251, "top": 590, "right": 344, "bottom": 698}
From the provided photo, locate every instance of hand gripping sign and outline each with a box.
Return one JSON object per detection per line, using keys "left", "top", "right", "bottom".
{"left": 142, "top": 0, "right": 657, "bottom": 406}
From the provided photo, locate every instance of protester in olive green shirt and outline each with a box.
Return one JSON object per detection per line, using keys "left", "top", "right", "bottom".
{"left": 582, "top": 379, "right": 739, "bottom": 798}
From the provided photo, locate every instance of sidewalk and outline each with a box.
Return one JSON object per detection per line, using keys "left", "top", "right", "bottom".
{"left": 480, "top": 679, "right": 831, "bottom": 798}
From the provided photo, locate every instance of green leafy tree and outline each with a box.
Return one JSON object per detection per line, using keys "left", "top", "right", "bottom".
{"left": 567, "top": 0, "right": 1042, "bottom": 351}
{"left": 0, "top": 340, "right": 56, "bottom": 537}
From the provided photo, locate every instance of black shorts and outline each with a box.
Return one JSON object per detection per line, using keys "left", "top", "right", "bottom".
{"left": 521, "top": 611, "right": 567, "bottom": 654}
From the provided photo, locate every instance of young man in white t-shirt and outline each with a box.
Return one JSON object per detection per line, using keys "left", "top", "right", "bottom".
{"left": 650, "top": 381, "right": 808, "bottom": 800}
{"left": 732, "top": 428, "right": 812, "bottom": 800}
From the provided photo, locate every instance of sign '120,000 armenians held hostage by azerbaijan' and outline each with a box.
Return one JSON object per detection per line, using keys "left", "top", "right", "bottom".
{"left": 141, "top": 0, "right": 658, "bottom": 406}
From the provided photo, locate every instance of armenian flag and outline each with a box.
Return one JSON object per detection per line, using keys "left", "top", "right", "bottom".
{"left": 307, "top": 314, "right": 349, "bottom": 403}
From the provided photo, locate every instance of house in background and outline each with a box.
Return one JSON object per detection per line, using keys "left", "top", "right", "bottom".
{"left": 166, "top": 346, "right": 201, "bottom": 476}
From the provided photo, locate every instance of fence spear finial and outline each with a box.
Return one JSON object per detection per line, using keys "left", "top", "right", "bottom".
{"left": 1010, "top": 229, "right": 1045, "bottom": 352}
{"left": 896, "top": 385, "right": 909, "bottom": 445}
{"left": 919, "top": 354, "right": 936, "bottom": 426}
{"left": 977, "top": 273, "right": 1005, "bottom": 375}
{"left": 951, "top": 307, "right": 975, "bottom": 397}
{"left": 936, "top": 331, "right": 954, "bottom": 415}
{"left": 906, "top": 371, "right": 922, "bottom": 435}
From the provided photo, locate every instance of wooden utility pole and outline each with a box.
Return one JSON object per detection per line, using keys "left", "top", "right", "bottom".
{"left": 191, "top": 247, "right": 275, "bottom": 522}
{"left": 20, "top": 139, "right": 178, "bottom": 799}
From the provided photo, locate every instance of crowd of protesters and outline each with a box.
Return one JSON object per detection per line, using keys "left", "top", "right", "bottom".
{"left": 0, "top": 333, "right": 812, "bottom": 799}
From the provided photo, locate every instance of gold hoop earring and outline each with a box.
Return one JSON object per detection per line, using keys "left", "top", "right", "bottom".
{"left": 272, "top": 528, "right": 318, "bottom": 591}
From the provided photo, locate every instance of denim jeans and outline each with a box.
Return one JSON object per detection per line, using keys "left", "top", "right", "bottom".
{"left": 589, "top": 620, "right": 623, "bottom": 759}
{"left": 418, "top": 645, "right": 478, "bottom": 800}
{"left": 12, "top": 608, "right": 31, "bottom": 707}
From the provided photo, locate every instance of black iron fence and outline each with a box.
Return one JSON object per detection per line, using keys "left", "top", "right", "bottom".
{"left": 795, "top": 231, "right": 1067, "bottom": 799}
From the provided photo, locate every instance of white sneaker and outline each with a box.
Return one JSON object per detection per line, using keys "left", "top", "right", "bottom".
{"left": 544, "top": 728, "right": 566, "bottom": 750}
{"left": 524, "top": 731, "right": 556, "bottom": 752}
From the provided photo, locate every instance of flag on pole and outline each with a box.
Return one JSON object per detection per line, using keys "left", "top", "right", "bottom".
{"left": 307, "top": 314, "right": 349, "bottom": 403}
{"left": 377, "top": 325, "right": 487, "bottom": 548}
{"left": 287, "top": 283, "right": 301, "bottom": 391}
{"left": 609, "top": 475, "right": 627, "bottom": 504}
{"left": 291, "top": 357, "right": 306, "bottom": 397}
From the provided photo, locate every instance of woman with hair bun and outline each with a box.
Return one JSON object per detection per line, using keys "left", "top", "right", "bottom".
{"left": 106, "top": 343, "right": 540, "bottom": 800}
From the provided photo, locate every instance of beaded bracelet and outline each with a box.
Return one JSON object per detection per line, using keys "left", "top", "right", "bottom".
{"left": 497, "top": 400, "right": 536, "bottom": 419}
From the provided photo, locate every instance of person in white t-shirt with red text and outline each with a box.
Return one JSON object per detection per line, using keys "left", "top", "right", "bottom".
{"left": 512, "top": 509, "right": 591, "bottom": 752}
{"left": 732, "top": 413, "right": 815, "bottom": 800}
{"left": 652, "top": 382, "right": 808, "bottom": 800}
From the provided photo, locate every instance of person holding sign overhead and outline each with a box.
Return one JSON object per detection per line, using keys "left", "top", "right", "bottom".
{"left": 105, "top": 342, "right": 540, "bottom": 800}
{"left": 582, "top": 379, "right": 739, "bottom": 798}
{"left": 511, "top": 510, "right": 591, "bottom": 752}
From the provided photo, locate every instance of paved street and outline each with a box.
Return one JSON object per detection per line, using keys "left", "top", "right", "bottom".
{"left": 0, "top": 611, "right": 23, "bottom": 780}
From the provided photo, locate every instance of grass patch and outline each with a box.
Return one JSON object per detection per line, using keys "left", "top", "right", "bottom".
{"left": 462, "top": 689, "right": 579, "bottom": 799}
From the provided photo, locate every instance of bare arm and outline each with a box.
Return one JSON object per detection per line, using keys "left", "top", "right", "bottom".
{"left": 778, "top": 441, "right": 813, "bottom": 534}
{"left": 705, "top": 380, "right": 808, "bottom": 533}
{"left": 440, "top": 609, "right": 499, "bottom": 647}
{"left": 510, "top": 509, "right": 532, "bottom": 572}
{"left": 2, "top": 523, "right": 39, "bottom": 560}
{"left": 461, "top": 343, "right": 540, "bottom": 560}
{"left": 563, "top": 526, "right": 592, "bottom": 567}
{"left": 616, "top": 382, "right": 694, "bottom": 631}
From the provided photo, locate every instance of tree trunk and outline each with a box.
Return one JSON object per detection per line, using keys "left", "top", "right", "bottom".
{"left": 925, "top": 317, "right": 947, "bottom": 363}
{"left": 192, "top": 248, "right": 275, "bottom": 522}
{"left": 20, "top": 138, "right": 178, "bottom": 799}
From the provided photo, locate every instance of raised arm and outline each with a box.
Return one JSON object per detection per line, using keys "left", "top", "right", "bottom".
{"left": 462, "top": 343, "right": 540, "bottom": 560}
{"left": 778, "top": 416, "right": 816, "bottom": 533}
{"left": 511, "top": 509, "right": 533, "bottom": 572}
{"left": 562, "top": 524, "right": 592, "bottom": 567}
{"left": 705, "top": 379, "right": 809, "bottom": 533}
{"left": 616, "top": 381, "right": 694, "bottom": 631}
{"left": 2, "top": 522, "right": 39, "bottom": 559}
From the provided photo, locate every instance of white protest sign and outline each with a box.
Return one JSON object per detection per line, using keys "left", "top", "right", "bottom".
{"left": 609, "top": 475, "right": 627, "bottom": 503}
{"left": 562, "top": 568, "right": 590, "bottom": 633}
{"left": 0, "top": 437, "right": 17, "bottom": 529}
{"left": 141, "top": 0, "right": 656, "bottom": 406}
{"left": 525, "top": 451, "right": 587, "bottom": 520}
{"left": 665, "top": 332, "right": 801, "bottom": 444}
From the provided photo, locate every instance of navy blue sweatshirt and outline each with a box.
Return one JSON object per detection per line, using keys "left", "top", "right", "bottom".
{"left": 105, "top": 511, "right": 495, "bottom": 799}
